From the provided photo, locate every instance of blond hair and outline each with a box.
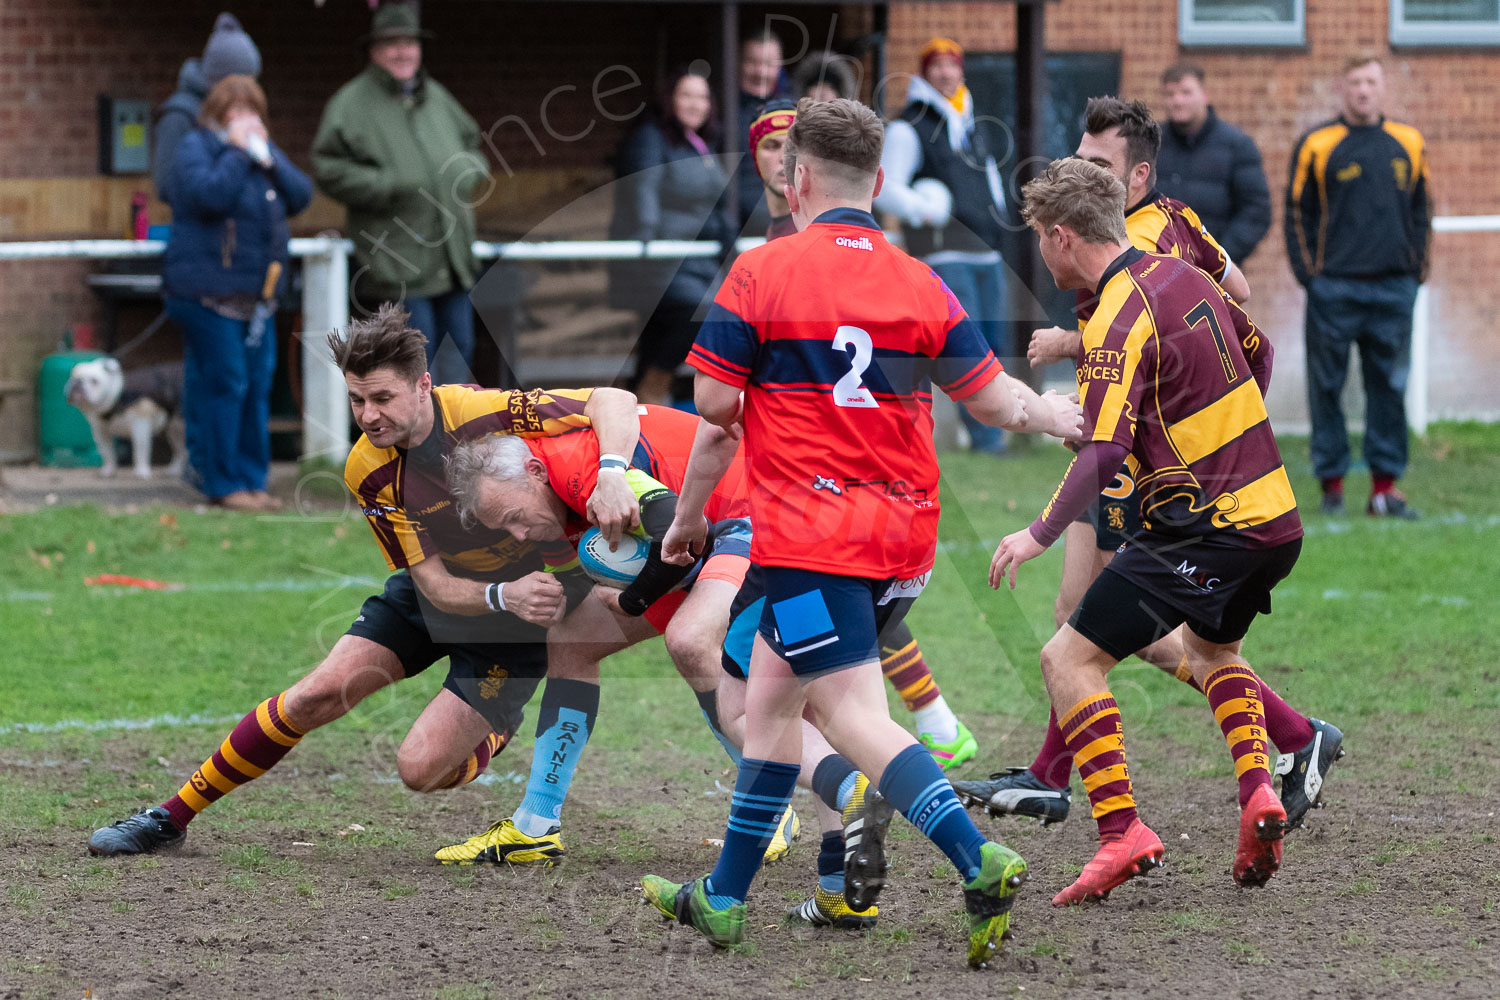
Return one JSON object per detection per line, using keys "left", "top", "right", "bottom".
{"left": 1021, "top": 158, "right": 1129, "bottom": 245}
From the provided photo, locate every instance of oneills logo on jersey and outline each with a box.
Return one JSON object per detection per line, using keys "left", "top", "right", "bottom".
{"left": 835, "top": 235, "right": 874, "bottom": 251}
{"left": 417, "top": 499, "right": 452, "bottom": 516}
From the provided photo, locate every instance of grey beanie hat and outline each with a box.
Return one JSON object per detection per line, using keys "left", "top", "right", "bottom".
{"left": 202, "top": 12, "right": 261, "bottom": 85}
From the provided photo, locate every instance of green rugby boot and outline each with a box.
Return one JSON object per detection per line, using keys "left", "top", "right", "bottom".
{"left": 920, "top": 720, "right": 979, "bottom": 771}
{"left": 641, "top": 875, "right": 746, "bottom": 948}
{"left": 963, "top": 841, "right": 1029, "bottom": 969}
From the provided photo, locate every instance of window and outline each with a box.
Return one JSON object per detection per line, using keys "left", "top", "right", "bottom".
{"left": 1391, "top": 1, "right": 1500, "bottom": 45}
{"left": 1179, "top": 0, "right": 1305, "bottom": 46}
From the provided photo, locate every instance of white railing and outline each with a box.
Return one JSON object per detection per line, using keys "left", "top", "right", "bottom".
{"left": 2, "top": 216, "right": 1490, "bottom": 457}
{"left": 0, "top": 236, "right": 762, "bottom": 464}
{"left": 1410, "top": 215, "right": 1500, "bottom": 434}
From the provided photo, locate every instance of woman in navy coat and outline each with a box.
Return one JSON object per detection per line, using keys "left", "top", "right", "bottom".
{"left": 164, "top": 74, "right": 312, "bottom": 511}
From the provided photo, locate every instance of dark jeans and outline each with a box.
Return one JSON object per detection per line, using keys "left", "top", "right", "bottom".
{"left": 407, "top": 286, "right": 476, "bottom": 386}
{"left": 1304, "top": 274, "right": 1418, "bottom": 482}
{"left": 931, "top": 259, "right": 1008, "bottom": 453}
{"left": 165, "top": 296, "right": 275, "bottom": 500}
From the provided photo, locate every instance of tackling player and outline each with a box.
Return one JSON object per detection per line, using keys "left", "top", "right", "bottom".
{"left": 993, "top": 157, "right": 1307, "bottom": 905}
{"left": 751, "top": 99, "right": 980, "bottom": 769}
{"left": 956, "top": 98, "right": 1342, "bottom": 831}
{"left": 640, "top": 98, "right": 1083, "bottom": 968}
{"left": 88, "top": 305, "right": 641, "bottom": 860}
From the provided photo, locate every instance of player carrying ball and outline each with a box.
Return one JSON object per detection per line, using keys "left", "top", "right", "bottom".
{"left": 640, "top": 98, "right": 1082, "bottom": 968}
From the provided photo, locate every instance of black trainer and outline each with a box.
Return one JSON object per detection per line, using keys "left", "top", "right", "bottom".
{"left": 951, "top": 766, "right": 1072, "bottom": 826}
{"left": 1367, "top": 490, "right": 1419, "bottom": 520}
{"left": 1319, "top": 491, "right": 1345, "bottom": 515}
{"left": 88, "top": 806, "right": 186, "bottom": 856}
{"left": 1275, "top": 718, "right": 1345, "bottom": 829}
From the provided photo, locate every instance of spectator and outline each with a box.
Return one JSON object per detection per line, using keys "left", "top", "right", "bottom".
{"left": 162, "top": 75, "right": 312, "bottom": 512}
{"left": 735, "top": 31, "right": 791, "bottom": 233}
{"left": 1286, "top": 55, "right": 1431, "bottom": 520}
{"left": 794, "top": 52, "right": 857, "bottom": 102}
{"left": 607, "top": 67, "right": 730, "bottom": 405}
{"left": 1155, "top": 62, "right": 1271, "bottom": 264}
{"left": 152, "top": 12, "right": 262, "bottom": 205}
{"left": 311, "top": 2, "right": 487, "bottom": 386}
{"left": 875, "top": 37, "right": 1011, "bottom": 455}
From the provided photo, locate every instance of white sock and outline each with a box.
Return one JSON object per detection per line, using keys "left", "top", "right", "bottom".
{"left": 913, "top": 695, "right": 959, "bottom": 744}
{"left": 510, "top": 807, "right": 554, "bottom": 838}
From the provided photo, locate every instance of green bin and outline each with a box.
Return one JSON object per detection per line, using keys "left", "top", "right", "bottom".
{"left": 38, "top": 349, "right": 105, "bottom": 467}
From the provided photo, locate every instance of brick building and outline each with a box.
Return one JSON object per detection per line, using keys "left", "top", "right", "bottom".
{"left": 2, "top": 0, "right": 1496, "bottom": 458}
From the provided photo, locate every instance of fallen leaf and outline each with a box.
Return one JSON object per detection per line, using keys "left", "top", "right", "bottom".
{"left": 156, "top": 756, "right": 172, "bottom": 768}
{"left": 702, "top": 838, "right": 724, "bottom": 849}
{"left": 221, "top": 539, "right": 232, "bottom": 549}
{"left": 86, "top": 540, "right": 96, "bottom": 554}
{"left": 158, "top": 513, "right": 177, "bottom": 528}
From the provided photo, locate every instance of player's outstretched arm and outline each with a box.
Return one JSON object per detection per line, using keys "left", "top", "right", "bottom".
{"left": 962, "top": 374, "right": 1082, "bottom": 441}
{"left": 582, "top": 387, "right": 643, "bottom": 548}
{"left": 662, "top": 419, "right": 740, "bottom": 565}
{"left": 407, "top": 557, "right": 564, "bottom": 626}
{"left": 1027, "top": 325, "right": 1084, "bottom": 368}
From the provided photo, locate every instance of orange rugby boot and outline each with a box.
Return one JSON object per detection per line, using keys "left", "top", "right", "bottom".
{"left": 1233, "top": 783, "right": 1288, "bottom": 887}
{"left": 1051, "top": 819, "right": 1165, "bottom": 906}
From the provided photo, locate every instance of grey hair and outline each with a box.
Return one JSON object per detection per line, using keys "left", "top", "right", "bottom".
{"left": 445, "top": 434, "right": 535, "bottom": 530}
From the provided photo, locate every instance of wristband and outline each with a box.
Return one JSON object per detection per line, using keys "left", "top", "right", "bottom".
{"left": 598, "top": 453, "right": 628, "bottom": 475}
{"left": 484, "top": 582, "right": 507, "bottom": 612}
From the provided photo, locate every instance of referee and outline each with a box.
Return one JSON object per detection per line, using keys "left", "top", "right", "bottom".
{"left": 1286, "top": 55, "right": 1431, "bottom": 519}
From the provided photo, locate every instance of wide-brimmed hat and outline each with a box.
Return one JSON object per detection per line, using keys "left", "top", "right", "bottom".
{"left": 360, "top": 3, "right": 434, "bottom": 45}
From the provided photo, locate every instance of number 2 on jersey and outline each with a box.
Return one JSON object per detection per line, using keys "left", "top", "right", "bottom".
{"left": 832, "top": 325, "right": 879, "bottom": 408}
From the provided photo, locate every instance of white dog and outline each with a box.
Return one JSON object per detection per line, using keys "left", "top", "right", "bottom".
{"left": 64, "top": 358, "right": 186, "bottom": 480}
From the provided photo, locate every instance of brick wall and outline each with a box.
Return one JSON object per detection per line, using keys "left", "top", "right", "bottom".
{"left": 887, "top": 0, "right": 1500, "bottom": 428}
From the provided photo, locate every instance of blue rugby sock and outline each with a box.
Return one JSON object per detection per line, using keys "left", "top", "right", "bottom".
{"left": 705, "top": 757, "right": 799, "bottom": 906}
{"left": 695, "top": 689, "right": 743, "bottom": 768}
{"left": 817, "top": 830, "right": 845, "bottom": 894}
{"left": 512, "top": 679, "right": 599, "bottom": 837}
{"left": 811, "top": 754, "right": 856, "bottom": 812}
{"left": 879, "top": 743, "right": 987, "bottom": 882}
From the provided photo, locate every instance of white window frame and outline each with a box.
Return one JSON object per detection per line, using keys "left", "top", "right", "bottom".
{"left": 1391, "top": 1, "right": 1500, "bottom": 45}
{"left": 1178, "top": 0, "right": 1306, "bottom": 46}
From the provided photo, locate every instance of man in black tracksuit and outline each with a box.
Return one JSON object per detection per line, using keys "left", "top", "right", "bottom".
{"left": 1285, "top": 56, "right": 1431, "bottom": 519}
{"left": 1156, "top": 62, "right": 1271, "bottom": 264}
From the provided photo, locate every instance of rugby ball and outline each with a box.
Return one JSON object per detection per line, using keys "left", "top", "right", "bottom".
{"left": 578, "top": 527, "right": 650, "bottom": 587}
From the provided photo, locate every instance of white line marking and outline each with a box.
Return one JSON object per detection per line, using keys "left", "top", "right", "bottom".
{"left": 1, "top": 575, "right": 382, "bottom": 603}
{"left": 0, "top": 712, "right": 243, "bottom": 736}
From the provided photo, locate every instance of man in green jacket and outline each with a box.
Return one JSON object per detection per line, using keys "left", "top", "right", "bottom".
{"left": 312, "top": 2, "right": 488, "bottom": 385}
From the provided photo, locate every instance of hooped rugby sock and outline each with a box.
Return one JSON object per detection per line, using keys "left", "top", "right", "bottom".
{"left": 1256, "top": 677, "right": 1316, "bottom": 752}
{"left": 695, "top": 688, "right": 743, "bottom": 768}
{"left": 160, "top": 692, "right": 305, "bottom": 831}
{"left": 1170, "top": 654, "right": 1204, "bottom": 691}
{"left": 880, "top": 630, "right": 939, "bottom": 711}
{"left": 513, "top": 679, "right": 599, "bottom": 837}
{"left": 810, "top": 754, "right": 857, "bottom": 812}
{"left": 879, "top": 744, "right": 987, "bottom": 881}
{"left": 817, "top": 830, "right": 846, "bottom": 894}
{"left": 1027, "top": 708, "right": 1075, "bottom": 790}
{"left": 1203, "top": 665, "right": 1274, "bottom": 807}
{"left": 434, "top": 730, "right": 511, "bottom": 790}
{"left": 706, "top": 757, "right": 800, "bottom": 906}
{"left": 1060, "top": 693, "right": 1138, "bottom": 842}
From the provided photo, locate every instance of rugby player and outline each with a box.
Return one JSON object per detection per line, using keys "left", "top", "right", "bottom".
{"left": 992, "top": 157, "right": 1308, "bottom": 905}
{"left": 88, "top": 306, "right": 641, "bottom": 859}
{"left": 751, "top": 100, "right": 980, "bottom": 769}
{"left": 956, "top": 98, "right": 1342, "bottom": 831}
{"left": 640, "top": 98, "right": 1083, "bottom": 967}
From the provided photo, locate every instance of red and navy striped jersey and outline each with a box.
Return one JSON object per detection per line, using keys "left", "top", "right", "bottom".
{"left": 1081, "top": 248, "right": 1300, "bottom": 547}
{"left": 528, "top": 404, "right": 750, "bottom": 525}
{"left": 343, "top": 384, "right": 593, "bottom": 579}
{"left": 688, "top": 207, "right": 1003, "bottom": 578}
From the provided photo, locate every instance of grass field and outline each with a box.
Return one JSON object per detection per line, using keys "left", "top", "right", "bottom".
{"left": 2, "top": 424, "right": 1498, "bottom": 999}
